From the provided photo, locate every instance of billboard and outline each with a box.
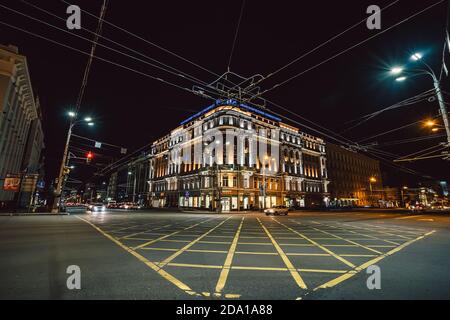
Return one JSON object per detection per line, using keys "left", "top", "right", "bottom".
{"left": 3, "top": 175, "right": 21, "bottom": 191}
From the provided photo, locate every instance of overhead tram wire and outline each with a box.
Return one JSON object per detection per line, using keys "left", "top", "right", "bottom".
{"left": 372, "top": 134, "right": 447, "bottom": 147}
{"left": 7, "top": 2, "right": 228, "bottom": 99}
{"left": 54, "top": 0, "right": 361, "bottom": 142}
{"left": 396, "top": 143, "right": 446, "bottom": 160}
{"left": 227, "top": 0, "right": 246, "bottom": 71}
{"left": 10, "top": 5, "right": 441, "bottom": 177}
{"left": 60, "top": 0, "right": 224, "bottom": 81}
{"left": 358, "top": 114, "right": 441, "bottom": 143}
{"left": 74, "top": 0, "right": 108, "bottom": 116}
{"left": 341, "top": 88, "right": 436, "bottom": 133}
{"left": 245, "top": 0, "right": 445, "bottom": 102}
{"left": 58, "top": 0, "right": 261, "bottom": 97}
{"left": 246, "top": 0, "right": 400, "bottom": 89}
{"left": 0, "top": 20, "right": 218, "bottom": 101}
{"left": 363, "top": 149, "right": 437, "bottom": 179}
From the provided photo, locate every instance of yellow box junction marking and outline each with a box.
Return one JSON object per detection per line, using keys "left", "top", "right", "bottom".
{"left": 257, "top": 218, "right": 307, "bottom": 290}
{"left": 76, "top": 216, "right": 199, "bottom": 297}
{"left": 273, "top": 219, "right": 356, "bottom": 268}
{"left": 133, "top": 217, "right": 218, "bottom": 250}
{"left": 215, "top": 217, "right": 245, "bottom": 294}
{"left": 300, "top": 221, "right": 384, "bottom": 253}
{"left": 309, "top": 220, "right": 401, "bottom": 246}
{"left": 313, "top": 230, "right": 436, "bottom": 291}
{"left": 157, "top": 217, "right": 233, "bottom": 268}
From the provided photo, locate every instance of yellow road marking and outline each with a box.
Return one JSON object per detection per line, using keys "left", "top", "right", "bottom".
{"left": 274, "top": 219, "right": 356, "bottom": 268}
{"left": 76, "top": 216, "right": 198, "bottom": 296}
{"left": 396, "top": 215, "right": 422, "bottom": 220}
{"left": 418, "top": 219, "right": 434, "bottom": 222}
{"left": 306, "top": 222, "right": 399, "bottom": 249}
{"left": 232, "top": 266, "right": 287, "bottom": 271}
{"left": 198, "top": 240, "right": 232, "bottom": 244}
{"left": 286, "top": 253, "right": 330, "bottom": 257}
{"left": 238, "top": 242, "right": 273, "bottom": 246}
{"left": 140, "top": 247, "right": 178, "bottom": 252}
{"left": 299, "top": 269, "right": 347, "bottom": 274}
{"left": 162, "top": 263, "right": 351, "bottom": 274}
{"left": 119, "top": 223, "right": 173, "bottom": 239}
{"left": 158, "top": 217, "right": 233, "bottom": 268}
{"left": 215, "top": 217, "right": 245, "bottom": 293}
{"left": 314, "top": 230, "right": 436, "bottom": 290}
{"left": 166, "top": 263, "right": 222, "bottom": 269}
{"left": 356, "top": 222, "right": 425, "bottom": 235}
{"left": 337, "top": 222, "right": 413, "bottom": 240}
{"left": 236, "top": 251, "right": 278, "bottom": 255}
{"left": 257, "top": 218, "right": 307, "bottom": 289}
{"left": 132, "top": 217, "right": 218, "bottom": 250}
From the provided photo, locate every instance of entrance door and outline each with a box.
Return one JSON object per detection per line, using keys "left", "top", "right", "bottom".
{"left": 221, "top": 197, "right": 231, "bottom": 212}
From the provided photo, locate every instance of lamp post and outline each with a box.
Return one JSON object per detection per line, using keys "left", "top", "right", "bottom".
{"left": 52, "top": 112, "right": 94, "bottom": 213}
{"left": 390, "top": 52, "right": 450, "bottom": 146}
{"left": 369, "top": 177, "right": 377, "bottom": 207}
{"left": 401, "top": 186, "right": 408, "bottom": 208}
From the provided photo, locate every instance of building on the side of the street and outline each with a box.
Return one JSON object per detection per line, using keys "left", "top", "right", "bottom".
{"left": 0, "top": 44, "right": 45, "bottom": 208}
{"left": 148, "top": 99, "right": 329, "bottom": 212}
{"left": 326, "top": 143, "right": 382, "bottom": 207}
{"left": 104, "top": 152, "right": 151, "bottom": 205}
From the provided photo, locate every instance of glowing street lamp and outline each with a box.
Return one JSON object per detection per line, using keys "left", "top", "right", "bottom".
{"left": 388, "top": 51, "right": 450, "bottom": 145}
{"left": 425, "top": 120, "right": 436, "bottom": 127}
{"left": 52, "top": 111, "right": 96, "bottom": 213}
{"left": 411, "top": 52, "right": 423, "bottom": 61}
{"left": 390, "top": 67, "right": 403, "bottom": 75}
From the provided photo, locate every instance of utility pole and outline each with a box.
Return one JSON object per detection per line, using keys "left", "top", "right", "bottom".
{"left": 52, "top": 0, "right": 107, "bottom": 213}
{"left": 52, "top": 126, "right": 72, "bottom": 213}
{"left": 432, "top": 75, "right": 450, "bottom": 145}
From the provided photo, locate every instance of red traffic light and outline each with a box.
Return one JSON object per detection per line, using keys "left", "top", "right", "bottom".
{"left": 87, "top": 151, "right": 93, "bottom": 159}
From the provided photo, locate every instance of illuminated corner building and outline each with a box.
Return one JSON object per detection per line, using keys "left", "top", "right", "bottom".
{"left": 326, "top": 143, "right": 382, "bottom": 207}
{"left": 0, "top": 45, "right": 45, "bottom": 206}
{"left": 148, "top": 99, "right": 329, "bottom": 212}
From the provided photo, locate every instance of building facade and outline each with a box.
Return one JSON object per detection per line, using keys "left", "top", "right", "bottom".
{"left": 326, "top": 143, "right": 382, "bottom": 207}
{"left": 148, "top": 99, "right": 329, "bottom": 212}
{"left": 0, "top": 45, "right": 45, "bottom": 206}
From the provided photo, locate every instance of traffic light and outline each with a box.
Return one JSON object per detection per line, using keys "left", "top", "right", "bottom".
{"left": 86, "top": 151, "right": 93, "bottom": 164}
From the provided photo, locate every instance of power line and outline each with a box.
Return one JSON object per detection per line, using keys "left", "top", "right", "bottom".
{"left": 358, "top": 114, "right": 440, "bottom": 143}
{"left": 10, "top": 1, "right": 225, "bottom": 99}
{"left": 60, "top": 0, "right": 223, "bottom": 81}
{"left": 74, "top": 0, "right": 107, "bottom": 116}
{"left": 341, "top": 88, "right": 435, "bottom": 133}
{"left": 247, "top": 0, "right": 445, "bottom": 101}
{"left": 0, "top": 20, "right": 212, "bottom": 99}
{"left": 371, "top": 134, "right": 446, "bottom": 147}
{"left": 255, "top": 0, "right": 400, "bottom": 86}
{"left": 227, "top": 0, "right": 246, "bottom": 71}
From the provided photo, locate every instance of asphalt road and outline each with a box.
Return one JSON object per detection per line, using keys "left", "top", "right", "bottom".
{"left": 1, "top": 210, "right": 450, "bottom": 300}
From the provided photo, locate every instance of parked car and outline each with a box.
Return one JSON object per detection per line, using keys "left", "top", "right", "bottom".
{"left": 264, "top": 205, "right": 289, "bottom": 216}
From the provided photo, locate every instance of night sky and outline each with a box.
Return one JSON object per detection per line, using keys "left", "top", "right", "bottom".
{"left": 1, "top": 0, "right": 449, "bottom": 188}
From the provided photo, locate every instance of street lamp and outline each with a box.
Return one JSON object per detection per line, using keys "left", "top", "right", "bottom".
{"left": 369, "top": 177, "right": 377, "bottom": 207}
{"left": 389, "top": 51, "right": 450, "bottom": 145}
{"left": 52, "top": 112, "right": 95, "bottom": 213}
{"left": 390, "top": 67, "right": 403, "bottom": 74}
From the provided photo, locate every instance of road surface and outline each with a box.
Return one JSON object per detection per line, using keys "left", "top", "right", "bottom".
{"left": 1, "top": 210, "right": 449, "bottom": 300}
